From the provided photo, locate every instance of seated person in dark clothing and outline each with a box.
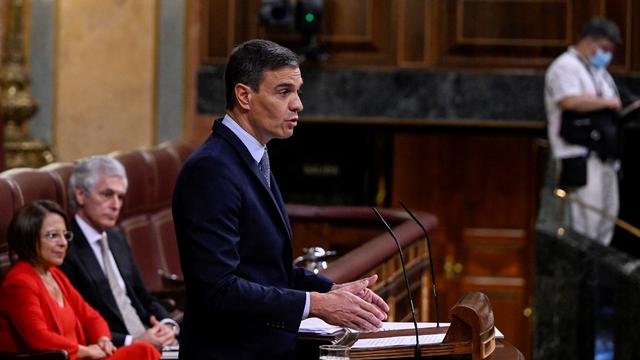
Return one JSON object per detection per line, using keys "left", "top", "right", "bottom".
{"left": 60, "top": 156, "right": 177, "bottom": 350}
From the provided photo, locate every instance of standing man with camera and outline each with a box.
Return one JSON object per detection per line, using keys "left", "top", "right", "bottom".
{"left": 545, "top": 17, "right": 622, "bottom": 245}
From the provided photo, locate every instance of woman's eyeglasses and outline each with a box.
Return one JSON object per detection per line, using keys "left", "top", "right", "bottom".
{"left": 43, "top": 230, "right": 74, "bottom": 242}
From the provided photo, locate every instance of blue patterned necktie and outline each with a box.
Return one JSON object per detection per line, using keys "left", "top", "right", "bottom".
{"left": 259, "top": 148, "right": 270, "bottom": 188}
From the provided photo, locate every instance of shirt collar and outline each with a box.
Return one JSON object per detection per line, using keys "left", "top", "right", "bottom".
{"left": 221, "top": 114, "right": 267, "bottom": 164}
{"left": 568, "top": 46, "right": 600, "bottom": 72}
{"left": 75, "top": 214, "right": 106, "bottom": 245}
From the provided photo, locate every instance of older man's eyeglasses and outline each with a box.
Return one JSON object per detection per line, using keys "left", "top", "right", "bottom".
{"left": 43, "top": 230, "right": 74, "bottom": 242}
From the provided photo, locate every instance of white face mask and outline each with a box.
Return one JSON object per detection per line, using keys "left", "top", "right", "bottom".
{"left": 590, "top": 48, "right": 612, "bottom": 69}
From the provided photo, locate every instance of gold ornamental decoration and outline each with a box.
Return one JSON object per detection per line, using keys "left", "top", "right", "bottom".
{"left": 0, "top": 0, "right": 53, "bottom": 168}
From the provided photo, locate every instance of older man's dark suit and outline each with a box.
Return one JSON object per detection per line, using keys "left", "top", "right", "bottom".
{"left": 172, "top": 119, "right": 334, "bottom": 360}
{"left": 60, "top": 219, "right": 170, "bottom": 346}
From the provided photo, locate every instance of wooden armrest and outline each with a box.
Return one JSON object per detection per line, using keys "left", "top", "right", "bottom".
{"left": 157, "top": 296, "right": 177, "bottom": 312}
{"left": 0, "top": 350, "right": 68, "bottom": 360}
{"left": 286, "top": 204, "right": 411, "bottom": 223}
{"left": 150, "top": 295, "right": 183, "bottom": 324}
{"left": 317, "top": 208, "right": 437, "bottom": 283}
{"left": 151, "top": 288, "right": 185, "bottom": 311}
{"left": 158, "top": 269, "right": 184, "bottom": 288}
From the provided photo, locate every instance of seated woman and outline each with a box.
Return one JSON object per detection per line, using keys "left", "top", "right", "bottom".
{"left": 0, "top": 200, "right": 159, "bottom": 360}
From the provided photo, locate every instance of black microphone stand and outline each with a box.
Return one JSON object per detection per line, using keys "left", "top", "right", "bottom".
{"left": 372, "top": 208, "right": 421, "bottom": 359}
{"left": 399, "top": 201, "right": 441, "bottom": 327}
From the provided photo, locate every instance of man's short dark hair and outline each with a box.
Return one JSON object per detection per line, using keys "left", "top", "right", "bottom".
{"left": 580, "top": 17, "right": 622, "bottom": 45}
{"left": 8, "top": 200, "right": 69, "bottom": 264}
{"left": 224, "top": 39, "right": 299, "bottom": 110}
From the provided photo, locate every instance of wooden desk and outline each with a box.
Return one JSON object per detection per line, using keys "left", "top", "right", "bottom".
{"left": 297, "top": 339, "right": 523, "bottom": 359}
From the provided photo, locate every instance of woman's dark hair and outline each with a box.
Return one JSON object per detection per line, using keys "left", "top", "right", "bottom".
{"left": 8, "top": 200, "right": 69, "bottom": 264}
{"left": 224, "top": 39, "right": 299, "bottom": 110}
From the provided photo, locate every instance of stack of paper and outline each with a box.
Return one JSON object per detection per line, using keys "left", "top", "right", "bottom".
{"left": 299, "top": 317, "right": 344, "bottom": 335}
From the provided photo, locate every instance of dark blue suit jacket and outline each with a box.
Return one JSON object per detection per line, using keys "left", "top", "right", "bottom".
{"left": 172, "top": 119, "right": 334, "bottom": 359}
{"left": 60, "top": 219, "right": 170, "bottom": 346}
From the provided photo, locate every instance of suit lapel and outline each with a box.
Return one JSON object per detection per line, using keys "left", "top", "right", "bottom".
{"left": 71, "top": 220, "right": 124, "bottom": 323}
{"left": 214, "top": 120, "right": 293, "bottom": 240}
{"left": 270, "top": 177, "right": 292, "bottom": 238}
{"left": 106, "top": 231, "right": 129, "bottom": 279}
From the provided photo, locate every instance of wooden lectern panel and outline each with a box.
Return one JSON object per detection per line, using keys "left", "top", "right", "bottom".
{"left": 443, "top": 292, "right": 495, "bottom": 360}
{"left": 344, "top": 291, "right": 496, "bottom": 359}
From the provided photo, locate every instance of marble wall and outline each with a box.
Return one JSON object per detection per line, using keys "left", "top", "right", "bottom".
{"left": 197, "top": 65, "right": 640, "bottom": 125}
{"left": 535, "top": 154, "right": 640, "bottom": 359}
{"left": 535, "top": 227, "right": 640, "bottom": 360}
{"left": 197, "top": 65, "right": 548, "bottom": 123}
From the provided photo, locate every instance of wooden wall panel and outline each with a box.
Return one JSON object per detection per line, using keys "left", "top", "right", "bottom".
{"left": 200, "top": 0, "right": 397, "bottom": 66}
{"left": 198, "top": 0, "right": 640, "bottom": 72}
{"left": 458, "top": 1, "right": 568, "bottom": 45}
{"left": 436, "top": 0, "right": 570, "bottom": 67}
{"left": 604, "top": 0, "right": 632, "bottom": 70}
{"left": 323, "top": 0, "right": 370, "bottom": 42}
{"left": 434, "top": 0, "right": 637, "bottom": 70}
{"left": 390, "top": 129, "right": 541, "bottom": 358}
{"left": 200, "top": 0, "right": 247, "bottom": 63}
{"left": 323, "top": 0, "right": 394, "bottom": 64}
{"left": 270, "top": 0, "right": 397, "bottom": 65}
{"left": 461, "top": 228, "right": 526, "bottom": 278}
{"left": 398, "top": 0, "right": 428, "bottom": 65}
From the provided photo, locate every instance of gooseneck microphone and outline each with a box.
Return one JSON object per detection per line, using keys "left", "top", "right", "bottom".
{"left": 399, "top": 201, "right": 441, "bottom": 327}
{"left": 372, "top": 208, "right": 421, "bottom": 359}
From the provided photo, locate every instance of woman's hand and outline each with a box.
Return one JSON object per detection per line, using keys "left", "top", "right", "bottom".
{"left": 77, "top": 344, "right": 107, "bottom": 359}
{"left": 96, "top": 336, "right": 116, "bottom": 356}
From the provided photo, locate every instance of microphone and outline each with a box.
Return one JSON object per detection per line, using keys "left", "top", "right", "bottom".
{"left": 399, "top": 201, "right": 441, "bottom": 327}
{"left": 372, "top": 207, "right": 421, "bottom": 359}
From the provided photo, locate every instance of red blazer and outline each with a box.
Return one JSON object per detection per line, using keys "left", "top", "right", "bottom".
{"left": 0, "top": 261, "right": 110, "bottom": 359}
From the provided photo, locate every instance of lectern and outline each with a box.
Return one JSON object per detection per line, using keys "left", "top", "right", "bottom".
{"left": 298, "top": 292, "right": 510, "bottom": 359}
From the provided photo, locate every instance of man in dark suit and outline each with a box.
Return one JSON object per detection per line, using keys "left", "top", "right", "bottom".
{"left": 172, "top": 39, "right": 389, "bottom": 359}
{"left": 61, "top": 156, "right": 178, "bottom": 350}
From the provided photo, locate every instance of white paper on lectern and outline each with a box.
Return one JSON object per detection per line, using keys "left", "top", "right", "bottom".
{"left": 379, "top": 322, "right": 503, "bottom": 338}
{"left": 380, "top": 322, "right": 449, "bottom": 331}
{"left": 299, "top": 317, "right": 344, "bottom": 335}
{"left": 299, "top": 318, "right": 504, "bottom": 339}
{"left": 352, "top": 334, "right": 447, "bottom": 349}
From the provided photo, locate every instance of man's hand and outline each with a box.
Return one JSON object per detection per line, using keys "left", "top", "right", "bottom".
{"left": 310, "top": 274, "right": 389, "bottom": 332}
{"left": 134, "top": 316, "right": 177, "bottom": 350}
{"left": 331, "top": 275, "right": 389, "bottom": 316}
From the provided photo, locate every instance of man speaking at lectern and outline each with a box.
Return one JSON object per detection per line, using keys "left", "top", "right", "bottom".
{"left": 172, "top": 39, "right": 389, "bottom": 359}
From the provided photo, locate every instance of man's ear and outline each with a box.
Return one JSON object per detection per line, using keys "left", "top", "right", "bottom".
{"left": 235, "top": 83, "right": 252, "bottom": 111}
{"left": 74, "top": 187, "right": 86, "bottom": 207}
